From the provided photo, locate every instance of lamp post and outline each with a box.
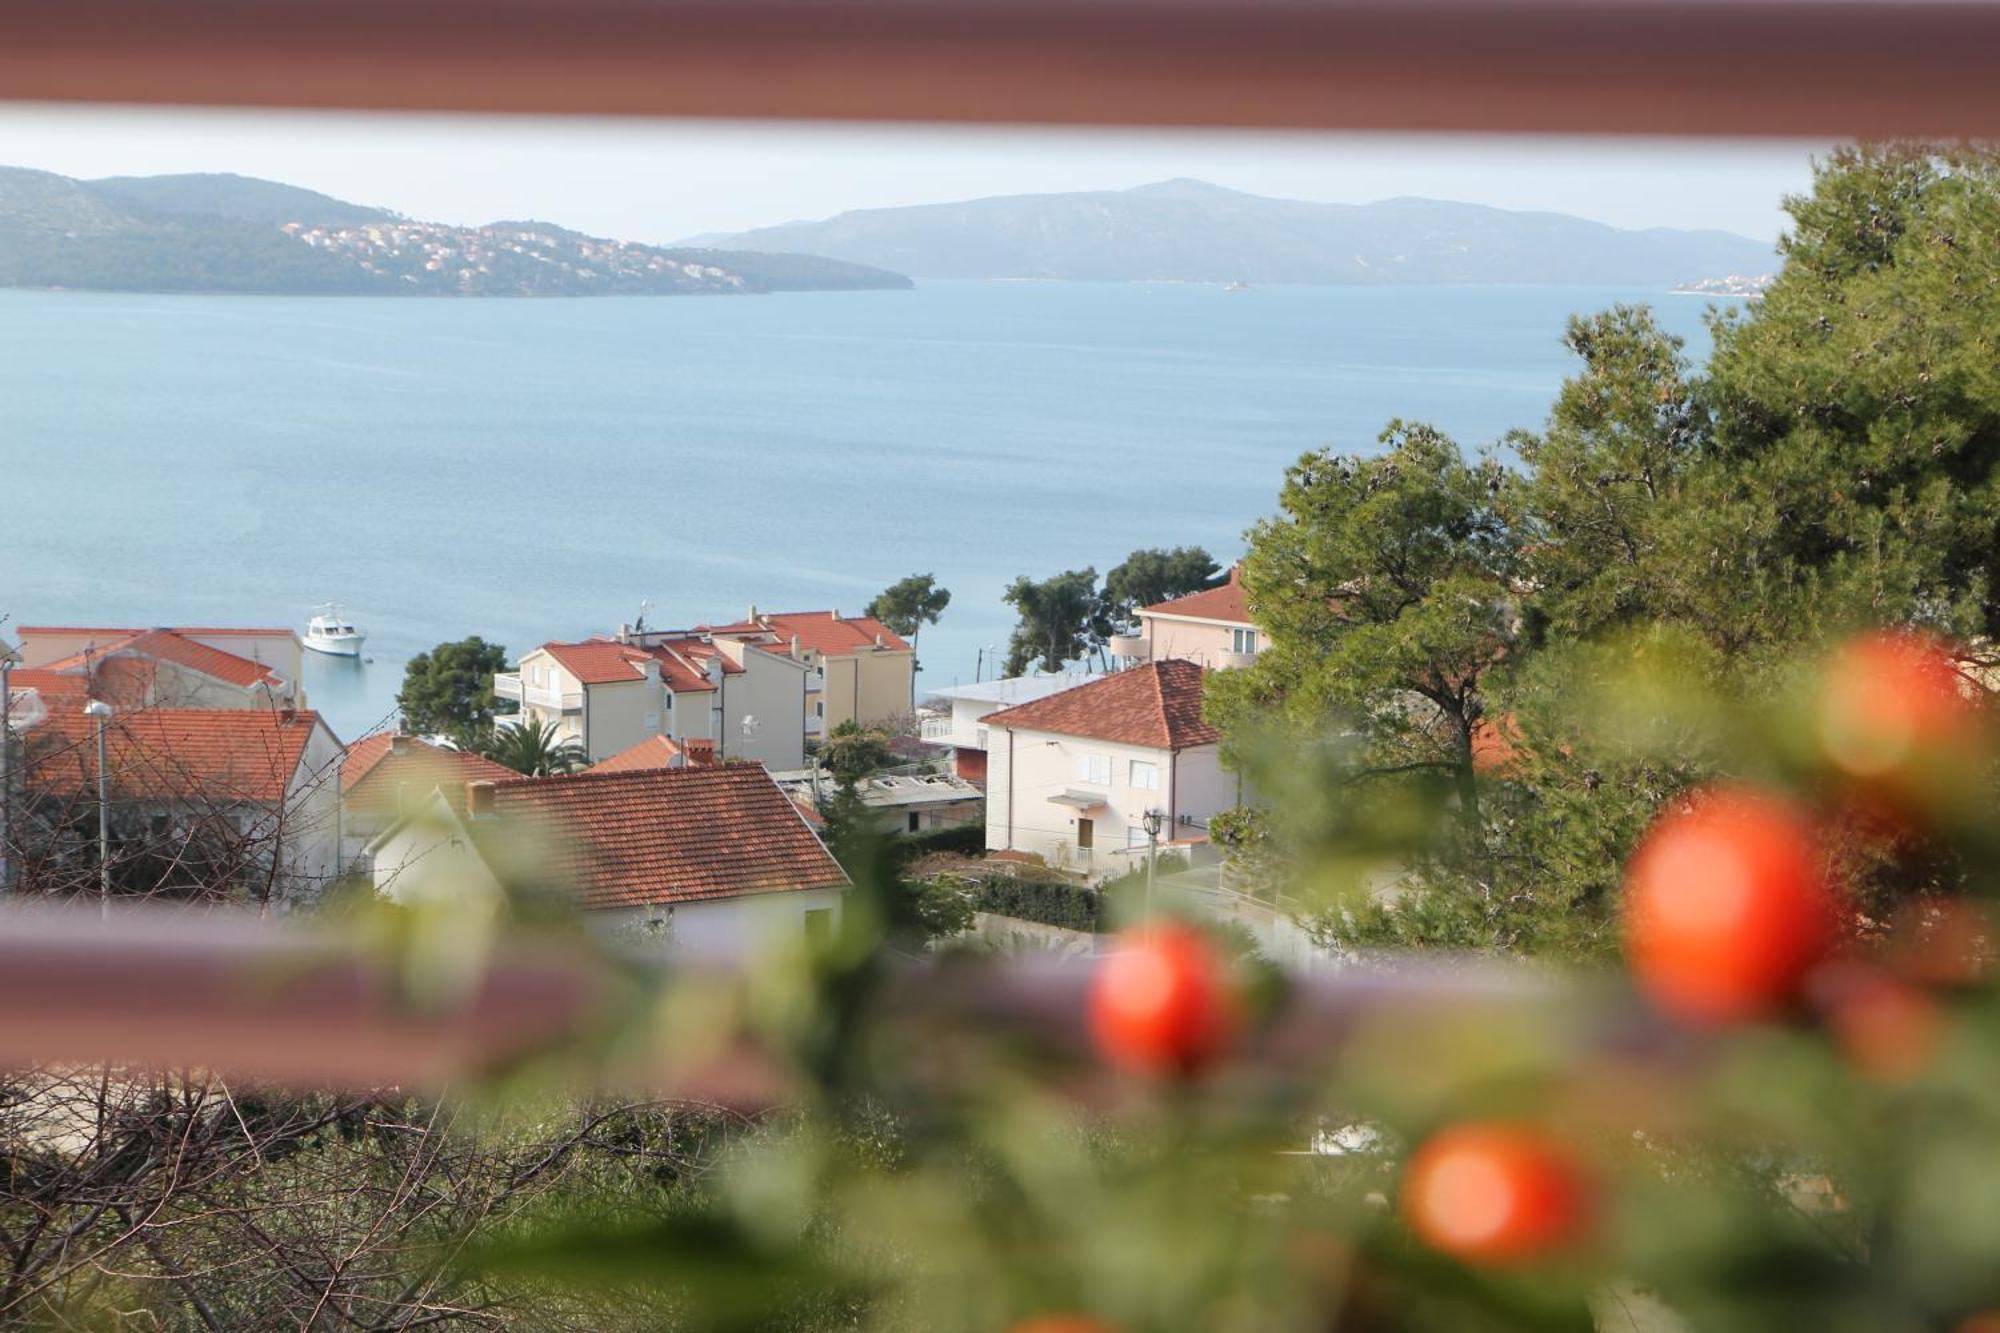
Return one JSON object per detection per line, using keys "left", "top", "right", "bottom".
{"left": 1141, "top": 807, "right": 1165, "bottom": 922}
{"left": 83, "top": 700, "right": 112, "bottom": 919}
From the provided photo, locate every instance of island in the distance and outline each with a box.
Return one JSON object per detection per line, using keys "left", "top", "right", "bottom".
{"left": 0, "top": 168, "right": 913, "bottom": 297}
{"left": 1671, "top": 273, "right": 1775, "bottom": 299}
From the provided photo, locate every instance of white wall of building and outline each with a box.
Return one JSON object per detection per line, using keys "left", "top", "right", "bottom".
{"left": 985, "top": 726, "right": 1234, "bottom": 878}
{"left": 591, "top": 888, "right": 846, "bottom": 959}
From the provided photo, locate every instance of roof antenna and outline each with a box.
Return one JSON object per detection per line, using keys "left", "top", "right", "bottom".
{"left": 634, "top": 599, "right": 654, "bottom": 635}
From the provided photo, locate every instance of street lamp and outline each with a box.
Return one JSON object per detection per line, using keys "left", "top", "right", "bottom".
{"left": 1141, "top": 807, "right": 1165, "bottom": 921}
{"left": 83, "top": 700, "right": 112, "bottom": 919}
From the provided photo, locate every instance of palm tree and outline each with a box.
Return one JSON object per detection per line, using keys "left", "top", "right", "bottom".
{"left": 481, "top": 716, "right": 589, "bottom": 777}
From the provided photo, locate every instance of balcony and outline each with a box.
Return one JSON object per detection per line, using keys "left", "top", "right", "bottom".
{"left": 493, "top": 673, "right": 582, "bottom": 712}
{"left": 1106, "top": 633, "right": 1150, "bottom": 662}
{"left": 919, "top": 714, "right": 957, "bottom": 743}
{"left": 1218, "top": 650, "right": 1258, "bottom": 670}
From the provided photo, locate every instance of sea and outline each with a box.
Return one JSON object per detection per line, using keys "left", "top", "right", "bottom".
{"left": 0, "top": 280, "right": 1736, "bottom": 743}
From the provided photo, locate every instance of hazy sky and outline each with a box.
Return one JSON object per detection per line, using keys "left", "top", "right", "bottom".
{"left": 0, "top": 104, "right": 1827, "bottom": 245}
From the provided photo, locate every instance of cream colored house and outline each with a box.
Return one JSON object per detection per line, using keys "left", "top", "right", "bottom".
{"left": 494, "top": 631, "right": 807, "bottom": 770}
{"left": 698, "top": 608, "right": 913, "bottom": 737}
{"left": 981, "top": 660, "right": 1240, "bottom": 878}
{"left": 1108, "top": 568, "right": 1261, "bottom": 671}
{"left": 367, "top": 764, "right": 849, "bottom": 958}
{"left": 12, "top": 626, "right": 306, "bottom": 709}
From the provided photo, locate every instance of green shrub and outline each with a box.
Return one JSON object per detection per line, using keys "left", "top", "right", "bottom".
{"left": 969, "top": 874, "right": 1104, "bottom": 933}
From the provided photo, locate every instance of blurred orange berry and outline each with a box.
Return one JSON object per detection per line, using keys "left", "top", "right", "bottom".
{"left": 1400, "top": 1122, "right": 1594, "bottom": 1267}
{"left": 1624, "top": 788, "right": 1838, "bottom": 1025}
{"left": 1006, "top": 1318, "right": 1123, "bottom": 1333}
{"left": 1818, "top": 629, "right": 1976, "bottom": 794}
{"left": 1955, "top": 1314, "right": 2000, "bottom": 1333}
{"left": 1814, "top": 964, "right": 1942, "bottom": 1084}
{"left": 1088, "top": 921, "right": 1241, "bottom": 1077}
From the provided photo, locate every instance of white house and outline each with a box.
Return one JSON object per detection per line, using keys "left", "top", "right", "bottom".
{"left": 367, "top": 762, "right": 849, "bottom": 957}
{"left": 980, "top": 659, "right": 1240, "bottom": 877}
{"left": 338, "top": 732, "right": 519, "bottom": 873}
{"left": 918, "top": 672, "right": 1095, "bottom": 786}
{"left": 16, "top": 705, "right": 344, "bottom": 905}
{"left": 768, "top": 767, "right": 984, "bottom": 835}
{"left": 494, "top": 631, "right": 808, "bottom": 771}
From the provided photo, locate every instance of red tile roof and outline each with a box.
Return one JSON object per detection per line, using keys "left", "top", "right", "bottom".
{"left": 699, "top": 610, "right": 911, "bottom": 656}
{"left": 587, "top": 734, "right": 716, "bottom": 774}
{"left": 1140, "top": 567, "right": 1252, "bottom": 626}
{"left": 37, "top": 628, "right": 284, "bottom": 690}
{"left": 5, "top": 669, "right": 89, "bottom": 702}
{"left": 23, "top": 708, "right": 329, "bottom": 803}
{"left": 981, "top": 659, "right": 1219, "bottom": 750}
{"left": 487, "top": 763, "right": 847, "bottom": 908}
{"left": 342, "top": 733, "right": 518, "bottom": 815}
{"left": 538, "top": 637, "right": 740, "bottom": 692}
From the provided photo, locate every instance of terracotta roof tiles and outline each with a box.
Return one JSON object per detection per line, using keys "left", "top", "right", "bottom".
{"left": 24, "top": 708, "right": 329, "bottom": 803}
{"left": 342, "top": 733, "right": 519, "bottom": 815}
{"left": 488, "top": 763, "right": 847, "bottom": 908}
{"left": 980, "top": 659, "right": 1219, "bottom": 750}
{"left": 1140, "top": 567, "right": 1252, "bottom": 627}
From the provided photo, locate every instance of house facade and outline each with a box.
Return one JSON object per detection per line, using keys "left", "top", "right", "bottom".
{"left": 981, "top": 660, "right": 1239, "bottom": 877}
{"left": 14, "top": 705, "right": 344, "bottom": 905}
{"left": 1108, "top": 568, "right": 1261, "bottom": 670}
{"left": 12, "top": 626, "right": 307, "bottom": 709}
{"left": 918, "top": 673, "right": 1095, "bottom": 785}
{"left": 698, "top": 608, "right": 913, "bottom": 736}
{"left": 769, "top": 767, "right": 984, "bottom": 835}
{"left": 494, "top": 632, "right": 807, "bottom": 770}
{"left": 338, "top": 731, "right": 518, "bottom": 873}
{"left": 367, "top": 763, "right": 849, "bottom": 957}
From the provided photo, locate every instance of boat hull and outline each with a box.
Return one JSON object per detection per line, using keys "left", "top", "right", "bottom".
{"left": 305, "top": 634, "right": 366, "bottom": 658}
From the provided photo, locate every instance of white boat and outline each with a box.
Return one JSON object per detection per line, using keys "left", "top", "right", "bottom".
{"left": 304, "top": 604, "right": 366, "bottom": 657}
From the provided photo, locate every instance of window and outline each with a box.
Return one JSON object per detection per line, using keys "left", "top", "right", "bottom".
{"left": 804, "top": 908, "right": 833, "bottom": 943}
{"left": 975, "top": 727, "right": 988, "bottom": 749}
{"left": 1077, "top": 752, "right": 1111, "bottom": 785}
{"left": 816, "top": 700, "right": 825, "bottom": 717}
{"left": 1129, "top": 759, "right": 1158, "bottom": 790}
{"left": 1128, "top": 826, "right": 1151, "bottom": 850}
{"left": 907, "top": 812, "right": 921, "bottom": 833}
{"left": 1232, "top": 627, "right": 1259, "bottom": 655}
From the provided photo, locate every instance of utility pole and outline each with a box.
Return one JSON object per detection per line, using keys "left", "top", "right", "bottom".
{"left": 0, "top": 657, "right": 11, "bottom": 896}
{"left": 85, "top": 700, "right": 112, "bottom": 919}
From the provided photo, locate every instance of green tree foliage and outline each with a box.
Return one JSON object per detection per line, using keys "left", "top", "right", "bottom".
{"left": 1001, "top": 568, "right": 1105, "bottom": 676}
{"left": 1222, "top": 144, "right": 2000, "bottom": 959}
{"left": 819, "top": 719, "right": 897, "bottom": 788}
{"left": 1100, "top": 546, "right": 1223, "bottom": 626}
{"left": 865, "top": 574, "right": 951, "bottom": 649}
{"left": 1207, "top": 423, "right": 1515, "bottom": 837}
{"left": 481, "top": 716, "right": 589, "bottom": 777}
{"left": 397, "top": 637, "right": 509, "bottom": 745}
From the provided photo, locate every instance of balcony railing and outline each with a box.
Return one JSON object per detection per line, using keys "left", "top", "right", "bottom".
{"left": 919, "top": 715, "right": 957, "bottom": 742}
{"left": 494, "top": 673, "right": 583, "bottom": 712}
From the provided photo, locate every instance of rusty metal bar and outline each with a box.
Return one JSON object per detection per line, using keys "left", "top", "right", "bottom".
{"left": 0, "top": 903, "right": 1560, "bottom": 1091}
{"left": 0, "top": 0, "right": 1995, "bottom": 136}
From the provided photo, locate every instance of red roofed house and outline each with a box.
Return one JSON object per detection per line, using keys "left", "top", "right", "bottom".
{"left": 698, "top": 607, "right": 913, "bottom": 738}
{"left": 586, "top": 734, "right": 716, "bottom": 775}
{"left": 980, "top": 659, "right": 1239, "bottom": 877}
{"left": 338, "top": 732, "right": 519, "bottom": 872}
{"left": 11, "top": 626, "right": 306, "bottom": 710}
{"left": 13, "top": 705, "right": 344, "bottom": 904}
{"left": 1107, "top": 567, "right": 1262, "bottom": 671}
{"left": 494, "top": 630, "right": 807, "bottom": 771}
{"left": 366, "top": 763, "right": 849, "bottom": 956}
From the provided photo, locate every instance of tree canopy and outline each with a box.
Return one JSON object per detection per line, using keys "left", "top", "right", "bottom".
{"left": 865, "top": 574, "right": 951, "bottom": 647}
{"left": 1100, "top": 546, "right": 1223, "bottom": 625}
{"left": 1217, "top": 143, "right": 2000, "bottom": 959}
{"left": 1001, "top": 568, "right": 1105, "bottom": 677}
{"left": 397, "top": 637, "right": 509, "bottom": 746}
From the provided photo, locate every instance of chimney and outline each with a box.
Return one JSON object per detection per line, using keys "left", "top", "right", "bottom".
{"left": 390, "top": 734, "right": 411, "bottom": 756}
{"left": 279, "top": 706, "right": 297, "bottom": 725}
{"left": 830, "top": 608, "right": 840, "bottom": 621}
{"left": 617, "top": 623, "right": 633, "bottom": 644}
{"left": 641, "top": 656, "right": 661, "bottom": 684}
{"left": 790, "top": 634, "right": 801, "bottom": 658}
{"left": 747, "top": 603, "right": 758, "bottom": 622}
{"left": 468, "top": 780, "right": 497, "bottom": 820}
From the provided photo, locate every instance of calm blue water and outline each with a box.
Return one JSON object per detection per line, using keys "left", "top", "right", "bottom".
{"left": 0, "top": 281, "right": 1731, "bottom": 741}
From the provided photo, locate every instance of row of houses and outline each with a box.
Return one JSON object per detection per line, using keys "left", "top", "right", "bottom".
{"left": 0, "top": 620, "right": 855, "bottom": 955}
{"left": 0, "top": 574, "right": 1266, "bottom": 949}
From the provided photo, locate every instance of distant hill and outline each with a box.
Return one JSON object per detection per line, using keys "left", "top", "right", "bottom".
{"left": 0, "top": 168, "right": 912, "bottom": 297}
{"left": 689, "top": 178, "right": 1776, "bottom": 287}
